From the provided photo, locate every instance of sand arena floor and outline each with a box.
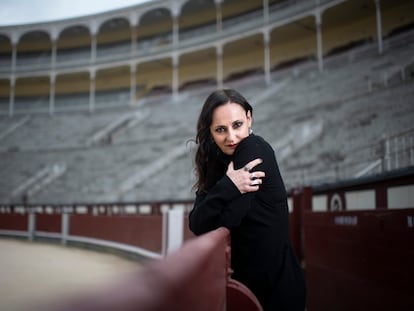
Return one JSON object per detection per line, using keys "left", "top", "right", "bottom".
{"left": 0, "top": 238, "right": 143, "bottom": 311}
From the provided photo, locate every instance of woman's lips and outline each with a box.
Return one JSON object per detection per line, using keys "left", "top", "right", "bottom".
{"left": 228, "top": 143, "right": 238, "bottom": 149}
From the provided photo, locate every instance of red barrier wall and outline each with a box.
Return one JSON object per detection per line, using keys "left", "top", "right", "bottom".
{"left": 69, "top": 214, "right": 163, "bottom": 253}
{"left": 304, "top": 209, "right": 414, "bottom": 311}
{"left": 0, "top": 214, "right": 27, "bottom": 231}
{"left": 290, "top": 187, "right": 312, "bottom": 264}
{"left": 36, "top": 214, "right": 61, "bottom": 233}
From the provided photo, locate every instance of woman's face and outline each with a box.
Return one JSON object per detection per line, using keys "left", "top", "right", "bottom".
{"left": 210, "top": 102, "right": 252, "bottom": 155}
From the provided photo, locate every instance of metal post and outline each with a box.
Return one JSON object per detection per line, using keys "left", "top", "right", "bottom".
{"left": 28, "top": 208, "right": 36, "bottom": 241}
{"left": 61, "top": 211, "right": 70, "bottom": 245}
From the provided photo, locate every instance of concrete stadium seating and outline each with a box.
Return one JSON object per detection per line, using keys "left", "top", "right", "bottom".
{"left": 0, "top": 29, "right": 413, "bottom": 204}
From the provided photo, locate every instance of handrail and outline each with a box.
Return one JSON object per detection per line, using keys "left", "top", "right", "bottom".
{"left": 51, "top": 227, "right": 263, "bottom": 311}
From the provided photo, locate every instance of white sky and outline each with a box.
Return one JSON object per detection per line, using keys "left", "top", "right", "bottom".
{"left": 0, "top": 0, "right": 152, "bottom": 26}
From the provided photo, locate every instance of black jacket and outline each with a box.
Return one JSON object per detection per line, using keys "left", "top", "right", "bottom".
{"left": 189, "top": 135, "right": 306, "bottom": 310}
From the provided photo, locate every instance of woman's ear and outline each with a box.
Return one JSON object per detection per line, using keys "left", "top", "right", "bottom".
{"left": 247, "top": 110, "right": 252, "bottom": 127}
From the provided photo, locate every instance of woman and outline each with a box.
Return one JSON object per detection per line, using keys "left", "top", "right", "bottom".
{"left": 189, "top": 89, "right": 306, "bottom": 310}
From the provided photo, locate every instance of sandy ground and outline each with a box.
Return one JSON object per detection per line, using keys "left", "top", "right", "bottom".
{"left": 0, "top": 238, "right": 143, "bottom": 311}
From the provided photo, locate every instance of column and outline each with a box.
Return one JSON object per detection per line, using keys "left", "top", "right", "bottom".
{"left": 263, "top": 31, "right": 271, "bottom": 85}
{"left": 90, "top": 21, "right": 99, "bottom": 64}
{"left": 171, "top": 5, "right": 180, "bottom": 101}
{"left": 215, "top": 0, "right": 223, "bottom": 34}
{"left": 51, "top": 29, "right": 58, "bottom": 70}
{"left": 216, "top": 45, "right": 223, "bottom": 89}
{"left": 172, "top": 13, "right": 179, "bottom": 49}
{"left": 91, "top": 34, "right": 97, "bottom": 63}
{"left": 89, "top": 69, "right": 96, "bottom": 112}
{"left": 131, "top": 26, "right": 138, "bottom": 57}
{"left": 263, "top": 0, "right": 269, "bottom": 24}
{"left": 374, "top": 0, "right": 383, "bottom": 54}
{"left": 28, "top": 209, "right": 36, "bottom": 241}
{"left": 49, "top": 74, "right": 56, "bottom": 115}
{"left": 9, "top": 33, "right": 19, "bottom": 117}
{"left": 315, "top": 11, "right": 324, "bottom": 72}
{"left": 51, "top": 40, "right": 57, "bottom": 69}
{"left": 172, "top": 54, "right": 179, "bottom": 101}
{"left": 9, "top": 39, "right": 17, "bottom": 117}
{"left": 50, "top": 30, "right": 58, "bottom": 116}
{"left": 9, "top": 77, "right": 15, "bottom": 117}
{"left": 130, "top": 64, "right": 136, "bottom": 106}
{"left": 11, "top": 44, "right": 17, "bottom": 72}
{"left": 129, "top": 12, "right": 138, "bottom": 57}
{"left": 61, "top": 212, "right": 70, "bottom": 246}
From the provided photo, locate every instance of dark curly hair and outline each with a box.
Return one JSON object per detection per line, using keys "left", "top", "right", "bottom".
{"left": 194, "top": 89, "right": 253, "bottom": 193}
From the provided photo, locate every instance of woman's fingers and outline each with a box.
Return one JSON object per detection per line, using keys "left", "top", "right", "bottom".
{"left": 250, "top": 177, "right": 262, "bottom": 186}
{"left": 243, "top": 159, "right": 264, "bottom": 192}
{"left": 250, "top": 171, "right": 265, "bottom": 179}
{"left": 226, "top": 159, "right": 265, "bottom": 194}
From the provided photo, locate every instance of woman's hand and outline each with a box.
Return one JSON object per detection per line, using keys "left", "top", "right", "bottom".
{"left": 226, "top": 158, "right": 265, "bottom": 194}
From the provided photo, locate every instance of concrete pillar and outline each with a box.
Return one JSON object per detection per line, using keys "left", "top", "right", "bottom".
{"left": 89, "top": 69, "right": 96, "bottom": 112}
{"left": 9, "top": 77, "right": 15, "bottom": 117}
{"left": 129, "top": 12, "right": 138, "bottom": 56}
{"left": 28, "top": 209, "right": 36, "bottom": 241}
{"left": 263, "top": 0, "right": 269, "bottom": 24}
{"left": 9, "top": 36, "right": 18, "bottom": 117}
{"left": 130, "top": 65, "right": 137, "bottom": 105}
{"left": 172, "top": 14, "right": 179, "bottom": 48}
{"left": 263, "top": 31, "right": 271, "bottom": 85}
{"left": 61, "top": 212, "right": 70, "bottom": 246}
{"left": 315, "top": 12, "right": 324, "bottom": 72}
{"left": 51, "top": 29, "right": 58, "bottom": 69}
{"left": 374, "top": 0, "right": 383, "bottom": 54}
{"left": 90, "top": 21, "right": 99, "bottom": 63}
{"left": 215, "top": 0, "right": 223, "bottom": 34}
{"left": 216, "top": 45, "right": 223, "bottom": 89}
{"left": 172, "top": 54, "right": 179, "bottom": 101}
{"left": 49, "top": 74, "right": 56, "bottom": 115}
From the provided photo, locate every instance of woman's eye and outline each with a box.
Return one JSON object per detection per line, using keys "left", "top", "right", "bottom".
{"left": 233, "top": 121, "right": 243, "bottom": 128}
{"left": 215, "top": 127, "right": 225, "bottom": 133}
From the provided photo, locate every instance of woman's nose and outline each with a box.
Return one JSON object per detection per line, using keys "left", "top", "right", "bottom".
{"left": 227, "top": 129, "right": 236, "bottom": 141}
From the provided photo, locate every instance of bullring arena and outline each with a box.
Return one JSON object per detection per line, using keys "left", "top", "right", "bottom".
{"left": 0, "top": 0, "right": 413, "bottom": 310}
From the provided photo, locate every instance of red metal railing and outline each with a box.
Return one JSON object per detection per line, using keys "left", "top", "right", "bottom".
{"left": 52, "top": 227, "right": 263, "bottom": 311}
{"left": 290, "top": 169, "right": 414, "bottom": 311}
{"left": 303, "top": 208, "right": 414, "bottom": 311}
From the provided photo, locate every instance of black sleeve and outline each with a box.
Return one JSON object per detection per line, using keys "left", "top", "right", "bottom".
{"left": 189, "top": 175, "right": 242, "bottom": 235}
{"left": 188, "top": 136, "right": 269, "bottom": 235}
